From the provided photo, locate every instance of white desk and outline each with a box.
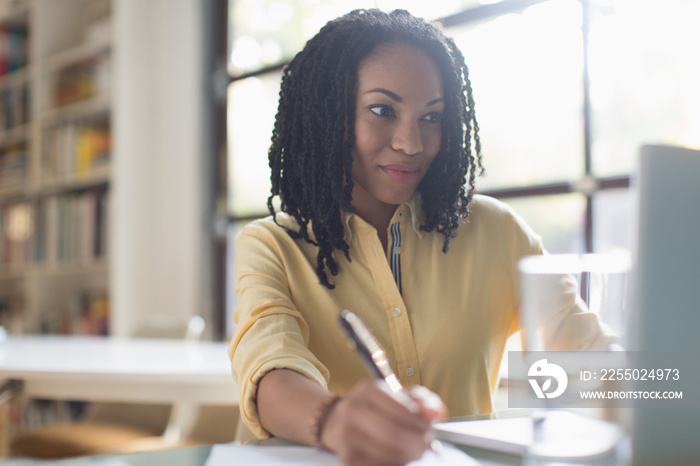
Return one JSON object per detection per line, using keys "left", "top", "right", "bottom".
{"left": 0, "top": 335, "right": 239, "bottom": 456}
{"left": 0, "top": 335, "right": 238, "bottom": 405}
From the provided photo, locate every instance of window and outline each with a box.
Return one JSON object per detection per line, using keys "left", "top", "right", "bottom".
{"left": 217, "top": 0, "right": 700, "bottom": 337}
{"left": 451, "top": 1, "right": 585, "bottom": 191}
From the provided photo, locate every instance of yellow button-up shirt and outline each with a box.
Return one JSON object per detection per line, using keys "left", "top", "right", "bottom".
{"left": 229, "top": 194, "right": 609, "bottom": 438}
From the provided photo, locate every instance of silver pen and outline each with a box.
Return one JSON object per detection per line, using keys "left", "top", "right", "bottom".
{"left": 338, "top": 309, "right": 444, "bottom": 453}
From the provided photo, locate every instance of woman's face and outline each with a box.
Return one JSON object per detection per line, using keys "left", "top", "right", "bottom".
{"left": 350, "top": 43, "right": 444, "bottom": 217}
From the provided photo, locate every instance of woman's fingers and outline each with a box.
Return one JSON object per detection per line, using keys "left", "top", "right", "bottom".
{"left": 407, "top": 385, "right": 449, "bottom": 421}
{"left": 322, "top": 380, "right": 436, "bottom": 466}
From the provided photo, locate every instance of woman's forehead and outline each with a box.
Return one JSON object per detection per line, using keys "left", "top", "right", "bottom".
{"left": 355, "top": 43, "right": 444, "bottom": 102}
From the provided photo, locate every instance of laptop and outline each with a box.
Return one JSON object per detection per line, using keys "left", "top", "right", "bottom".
{"left": 628, "top": 144, "right": 700, "bottom": 465}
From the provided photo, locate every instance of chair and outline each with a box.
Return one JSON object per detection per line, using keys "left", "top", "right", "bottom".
{"left": 10, "top": 315, "right": 212, "bottom": 459}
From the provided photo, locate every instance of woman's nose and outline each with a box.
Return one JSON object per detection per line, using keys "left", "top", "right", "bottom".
{"left": 391, "top": 120, "right": 423, "bottom": 156}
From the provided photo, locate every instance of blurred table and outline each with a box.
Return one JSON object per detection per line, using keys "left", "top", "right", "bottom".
{"left": 0, "top": 335, "right": 238, "bottom": 457}
{"left": 0, "top": 335, "right": 237, "bottom": 404}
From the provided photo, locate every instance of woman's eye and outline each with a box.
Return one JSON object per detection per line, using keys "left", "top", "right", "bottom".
{"left": 423, "top": 112, "right": 442, "bottom": 123}
{"left": 369, "top": 105, "right": 394, "bottom": 118}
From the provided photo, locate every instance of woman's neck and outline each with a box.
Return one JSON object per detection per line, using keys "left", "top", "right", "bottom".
{"left": 352, "top": 202, "right": 398, "bottom": 252}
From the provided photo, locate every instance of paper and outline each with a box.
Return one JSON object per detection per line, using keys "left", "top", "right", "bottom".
{"left": 204, "top": 444, "right": 480, "bottom": 465}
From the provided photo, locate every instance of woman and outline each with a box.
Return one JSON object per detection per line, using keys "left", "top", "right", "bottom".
{"left": 229, "top": 9, "right": 610, "bottom": 466}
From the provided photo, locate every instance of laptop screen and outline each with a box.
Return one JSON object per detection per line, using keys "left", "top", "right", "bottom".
{"left": 630, "top": 144, "right": 700, "bottom": 464}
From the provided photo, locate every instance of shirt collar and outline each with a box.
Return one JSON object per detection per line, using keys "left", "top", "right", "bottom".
{"left": 405, "top": 192, "right": 426, "bottom": 238}
{"left": 342, "top": 192, "right": 426, "bottom": 243}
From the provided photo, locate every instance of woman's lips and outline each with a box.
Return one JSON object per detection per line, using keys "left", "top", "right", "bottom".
{"left": 380, "top": 164, "right": 422, "bottom": 183}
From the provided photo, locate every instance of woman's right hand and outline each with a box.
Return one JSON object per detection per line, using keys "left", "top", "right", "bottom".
{"left": 320, "top": 379, "right": 445, "bottom": 466}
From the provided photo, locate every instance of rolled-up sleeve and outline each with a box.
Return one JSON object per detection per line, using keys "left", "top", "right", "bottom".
{"left": 227, "top": 225, "right": 330, "bottom": 438}
{"left": 502, "top": 200, "right": 615, "bottom": 351}
{"left": 532, "top": 272, "right": 616, "bottom": 351}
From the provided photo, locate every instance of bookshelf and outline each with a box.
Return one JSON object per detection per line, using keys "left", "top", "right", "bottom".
{"left": 0, "top": 0, "right": 213, "bottom": 445}
{"left": 0, "top": 0, "right": 111, "bottom": 336}
{"left": 0, "top": 0, "right": 212, "bottom": 339}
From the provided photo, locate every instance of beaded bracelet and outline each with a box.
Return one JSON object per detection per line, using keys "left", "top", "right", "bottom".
{"left": 310, "top": 394, "right": 342, "bottom": 449}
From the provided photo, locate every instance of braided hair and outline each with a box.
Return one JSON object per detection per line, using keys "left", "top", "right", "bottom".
{"left": 267, "top": 8, "right": 483, "bottom": 289}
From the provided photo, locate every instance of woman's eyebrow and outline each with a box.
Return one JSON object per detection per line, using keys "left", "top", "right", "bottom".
{"left": 365, "top": 88, "right": 402, "bottom": 102}
{"left": 364, "top": 89, "right": 445, "bottom": 108}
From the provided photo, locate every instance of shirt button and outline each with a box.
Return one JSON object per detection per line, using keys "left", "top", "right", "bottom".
{"left": 393, "top": 307, "right": 401, "bottom": 317}
{"left": 405, "top": 367, "right": 414, "bottom": 377}
{"left": 392, "top": 246, "right": 401, "bottom": 255}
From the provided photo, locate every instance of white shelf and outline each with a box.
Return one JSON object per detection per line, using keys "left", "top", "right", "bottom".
{"left": 0, "top": 66, "right": 30, "bottom": 90}
{"left": 45, "top": 34, "right": 110, "bottom": 72}
{"left": 31, "top": 259, "right": 109, "bottom": 278}
{"left": 37, "top": 165, "right": 110, "bottom": 193}
{"left": 0, "top": 123, "right": 30, "bottom": 143}
{"left": 0, "top": 179, "right": 27, "bottom": 200}
{"left": 0, "top": 264, "right": 28, "bottom": 281}
{"left": 41, "top": 93, "right": 110, "bottom": 123}
{"left": 0, "top": 261, "right": 109, "bottom": 282}
{"left": 0, "top": 166, "right": 110, "bottom": 201}
{"left": 0, "top": 0, "right": 29, "bottom": 25}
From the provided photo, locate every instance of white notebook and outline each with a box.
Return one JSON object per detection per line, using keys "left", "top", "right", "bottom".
{"left": 434, "top": 410, "right": 623, "bottom": 459}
